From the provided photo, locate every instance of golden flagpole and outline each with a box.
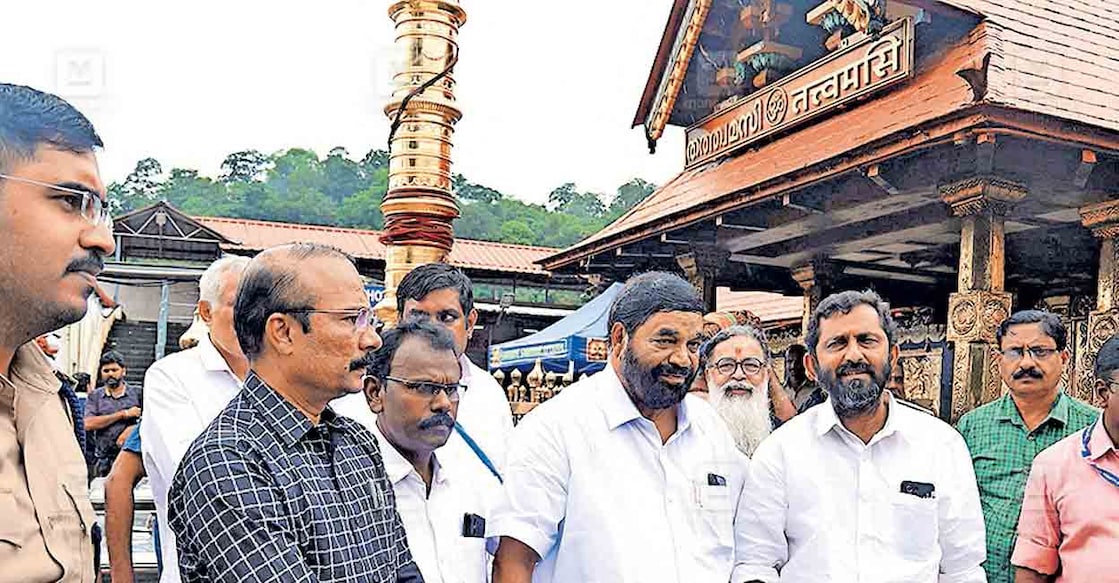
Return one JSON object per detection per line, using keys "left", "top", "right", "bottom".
{"left": 376, "top": 0, "right": 467, "bottom": 325}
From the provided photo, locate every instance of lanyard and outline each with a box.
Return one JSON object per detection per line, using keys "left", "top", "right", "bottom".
{"left": 454, "top": 423, "right": 504, "bottom": 484}
{"left": 1080, "top": 419, "right": 1119, "bottom": 488}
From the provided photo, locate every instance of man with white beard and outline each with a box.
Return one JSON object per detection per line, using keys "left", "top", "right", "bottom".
{"left": 699, "top": 325, "right": 778, "bottom": 457}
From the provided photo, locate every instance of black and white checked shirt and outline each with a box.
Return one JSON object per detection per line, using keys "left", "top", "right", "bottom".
{"left": 168, "top": 372, "right": 423, "bottom": 582}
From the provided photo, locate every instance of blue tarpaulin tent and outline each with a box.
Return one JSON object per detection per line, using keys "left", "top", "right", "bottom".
{"left": 488, "top": 283, "right": 623, "bottom": 378}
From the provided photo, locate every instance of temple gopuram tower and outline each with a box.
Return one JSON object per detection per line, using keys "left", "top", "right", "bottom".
{"left": 377, "top": 0, "right": 467, "bottom": 325}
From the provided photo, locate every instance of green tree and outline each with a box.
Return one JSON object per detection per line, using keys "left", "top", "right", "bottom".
{"left": 111, "top": 157, "right": 164, "bottom": 212}
{"left": 499, "top": 220, "right": 536, "bottom": 245}
{"left": 609, "top": 178, "right": 657, "bottom": 218}
{"left": 218, "top": 150, "right": 269, "bottom": 183}
{"left": 336, "top": 169, "right": 388, "bottom": 229}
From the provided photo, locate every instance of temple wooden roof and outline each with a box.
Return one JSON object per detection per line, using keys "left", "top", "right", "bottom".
{"left": 547, "top": 0, "right": 1119, "bottom": 271}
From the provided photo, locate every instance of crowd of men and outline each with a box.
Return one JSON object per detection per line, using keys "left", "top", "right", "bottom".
{"left": 3, "top": 84, "right": 1118, "bottom": 583}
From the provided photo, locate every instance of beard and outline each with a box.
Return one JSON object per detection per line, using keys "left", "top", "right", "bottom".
{"left": 620, "top": 348, "right": 695, "bottom": 410}
{"left": 709, "top": 378, "right": 772, "bottom": 457}
{"left": 818, "top": 359, "right": 889, "bottom": 418}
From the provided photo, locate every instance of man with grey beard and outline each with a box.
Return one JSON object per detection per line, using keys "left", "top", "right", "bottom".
{"left": 699, "top": 325, "right": 779, "bottom": 457}
{"left": 732, "top": 290, "right": 986, "bottom": 583}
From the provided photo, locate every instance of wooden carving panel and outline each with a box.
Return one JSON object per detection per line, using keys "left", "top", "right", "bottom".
{"left": 947, "top": 290, "right": 1012, "bottom": 344}
{"left": 898, "top": 349, "right": 942, "bottom": 416}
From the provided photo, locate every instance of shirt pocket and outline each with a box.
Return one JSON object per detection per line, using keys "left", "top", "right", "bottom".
{"left": 693, "top": 482, "right": 735, "bottom": 550}
{"left": 888, "top": 493, "right": 938, "bottom": 560}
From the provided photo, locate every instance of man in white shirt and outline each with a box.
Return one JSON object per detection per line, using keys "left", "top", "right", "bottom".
{"left": 139, "top": 255, "right": 249, "bottom": 582}
{"left": 733, "top": 290, "right": 986, "bottom": 583}
{"left": 396, "top": 264, "right": 512, "bottom": 481}
{"left": 490, "top": 272, "right": 747, "bottom": 583}
{"left": 358, "top": 317, "right": 494, "bottom": 583}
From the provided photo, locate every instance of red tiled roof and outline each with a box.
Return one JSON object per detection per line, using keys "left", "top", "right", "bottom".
{"left": 717, "top": 288, "right": 804, "bottom": 325}
{"left": 194, "top": 216, "right": 557, "bottom": 276}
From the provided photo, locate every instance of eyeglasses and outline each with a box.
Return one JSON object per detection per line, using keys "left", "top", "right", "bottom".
{"left": 1102, "top": 380, "right": 1119, "bottom": 395}
{"left": 707, "top": 357, "right": 766, "bottom": 377}
{"left": 998, "top": 346, "right": 1059, "bottom": 362}
{"left": 0, "top": 173, "right": 113, "bottom": 231}
{"left": 384, "top": 376, "right": 466, "bottom": 402}
{"left": 283, "top": 307, "right": 383, "bottom": 332}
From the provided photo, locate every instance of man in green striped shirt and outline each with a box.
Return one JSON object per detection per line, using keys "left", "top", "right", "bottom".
{"left": 957, "top": 310, "right": 1098, "bottom": 583}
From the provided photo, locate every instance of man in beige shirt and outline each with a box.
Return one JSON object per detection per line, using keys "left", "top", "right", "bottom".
{"left": 0, "top": 83, "right": 116, "bottom": 582}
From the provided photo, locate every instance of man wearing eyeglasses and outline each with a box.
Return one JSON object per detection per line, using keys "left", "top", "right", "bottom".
{"left": 698, "top": 325, "right": 797, "bottom": 457}
{"left": 168, "top": 243, "right": 422, "bottom": 582}
{"left": 360, "top": 318, "right": 493, "bottom": 583}
{"left": 957, "top": 310, "right": 1099, "bottom": 583}
{"left": 1011, "top": 334, "right": 1119, "bottom": 582}
{"left": 0, "top": 83, "right": 114, "bottom": 583}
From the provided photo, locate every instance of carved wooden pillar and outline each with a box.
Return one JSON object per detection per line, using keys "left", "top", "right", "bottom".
{"left": 676, "top": 245, "right": 729, "bottom": 312}
{"left": 792, "top": 259, "right": 839, "bottom": 342}
{"left": 1079, "top": 199, "right": 1119, "bottom": 406}
{"left": 941, "top": 177, "right": 1026, "bottom": 421}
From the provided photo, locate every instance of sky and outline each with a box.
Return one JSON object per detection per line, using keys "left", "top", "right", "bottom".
{"left": 1, "top": 0, "right": 686, "bottom": 205}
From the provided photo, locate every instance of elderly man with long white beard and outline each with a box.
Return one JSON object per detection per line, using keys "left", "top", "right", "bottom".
{"left": 699, "top": 325, "right": 782, "bottom": 457}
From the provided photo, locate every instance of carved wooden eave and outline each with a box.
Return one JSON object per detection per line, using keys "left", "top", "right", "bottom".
{"left": 1079, "top": 198, "right": 1119, "bottom": 239}
{"left": 938, "top": 175, "right": 1027, "bottom": 217}
{"left": 644, "top": 0, "right": 714, "bottom": 149}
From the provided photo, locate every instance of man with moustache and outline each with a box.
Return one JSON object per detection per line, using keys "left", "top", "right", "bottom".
{"left": 1, "top": 83, "right": 115, "bottom": 582}
{"left": 490, "top": 272, "right": 746, "bottom": 583}
{"left": 335, "top": 262, "right": 513, "bottom": 490}
{"left": 84, "top": 350, "right": 142, "bottom": 476}
{"left": 168, "top": 243, "right": 422, "bottom": 582}
{"left": 361, "top": 318, "right": 493, "bottom": 583}
{"left": 699, "top": 325, "right": 796, "bottom": 456}
{"left": 957, "top": 310, "right": 1098, "bottom": 583}
{"left": 734, "top": 290, "right": 986, "bottom": 582}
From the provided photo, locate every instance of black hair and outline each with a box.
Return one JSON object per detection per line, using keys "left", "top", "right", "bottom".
{"left": 805, "top": 290, "right": 897, "bottom": 356}
{"left": 0, "top": 83, "right": 103, "bottom": 173}
{"left": 395, "top": 262, "right": 474, "bottom": 316}
{"left": 234, "top": 243, "right": 354, "bottom": 360}
{"left": 699, "top": 325, "right": 771, "bottom": 369}
{"left": 1095, "top": 335, "right": 1119, "bottom": 379}
{"left": 366, "top": 317, "right": 457, "bottom": 384}
{"left": 99, "top": 350, "right": 125, "bottom": 368}
{"left": 607, "top": 271, "right": 704, "bottom": 339}
{"left": 996, "top": 310, "right": 1067, "bottom": 351}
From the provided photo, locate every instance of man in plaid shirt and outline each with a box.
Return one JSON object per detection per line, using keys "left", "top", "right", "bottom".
{"left": 169, "top": 243, "right": 423, "bottom": 582}
{"left": 957, "top": 310, "right": 1098, "bottom": 583}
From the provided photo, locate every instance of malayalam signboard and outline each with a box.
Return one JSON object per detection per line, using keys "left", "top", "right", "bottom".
{"left": 684, "top": 17, "right": 914, "bottom": 169}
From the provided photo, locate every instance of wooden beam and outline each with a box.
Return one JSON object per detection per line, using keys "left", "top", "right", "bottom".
{"left": 865, "top": 164, "right": 899, "bottom": 195}
{"left": 782, "top": 192, "right": 826, "bottom": 215}
{"left": 716, "top": 215, "right": 766, "bottom": 232}
{"left": 1073, "top": 149, "right": 1098, "bottom": 189}
{"left": 726, "top": 189, "right": 936, "bottom": 253}
{"left": 976, "top": 132, "right": 996, "bottom": 174}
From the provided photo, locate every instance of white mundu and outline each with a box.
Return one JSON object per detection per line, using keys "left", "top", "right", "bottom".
{"left": 489, "top": 365, "right": 748, "bottom": 583}
{"left": 732, "top": 394, "right": 986, "bottom": 583}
